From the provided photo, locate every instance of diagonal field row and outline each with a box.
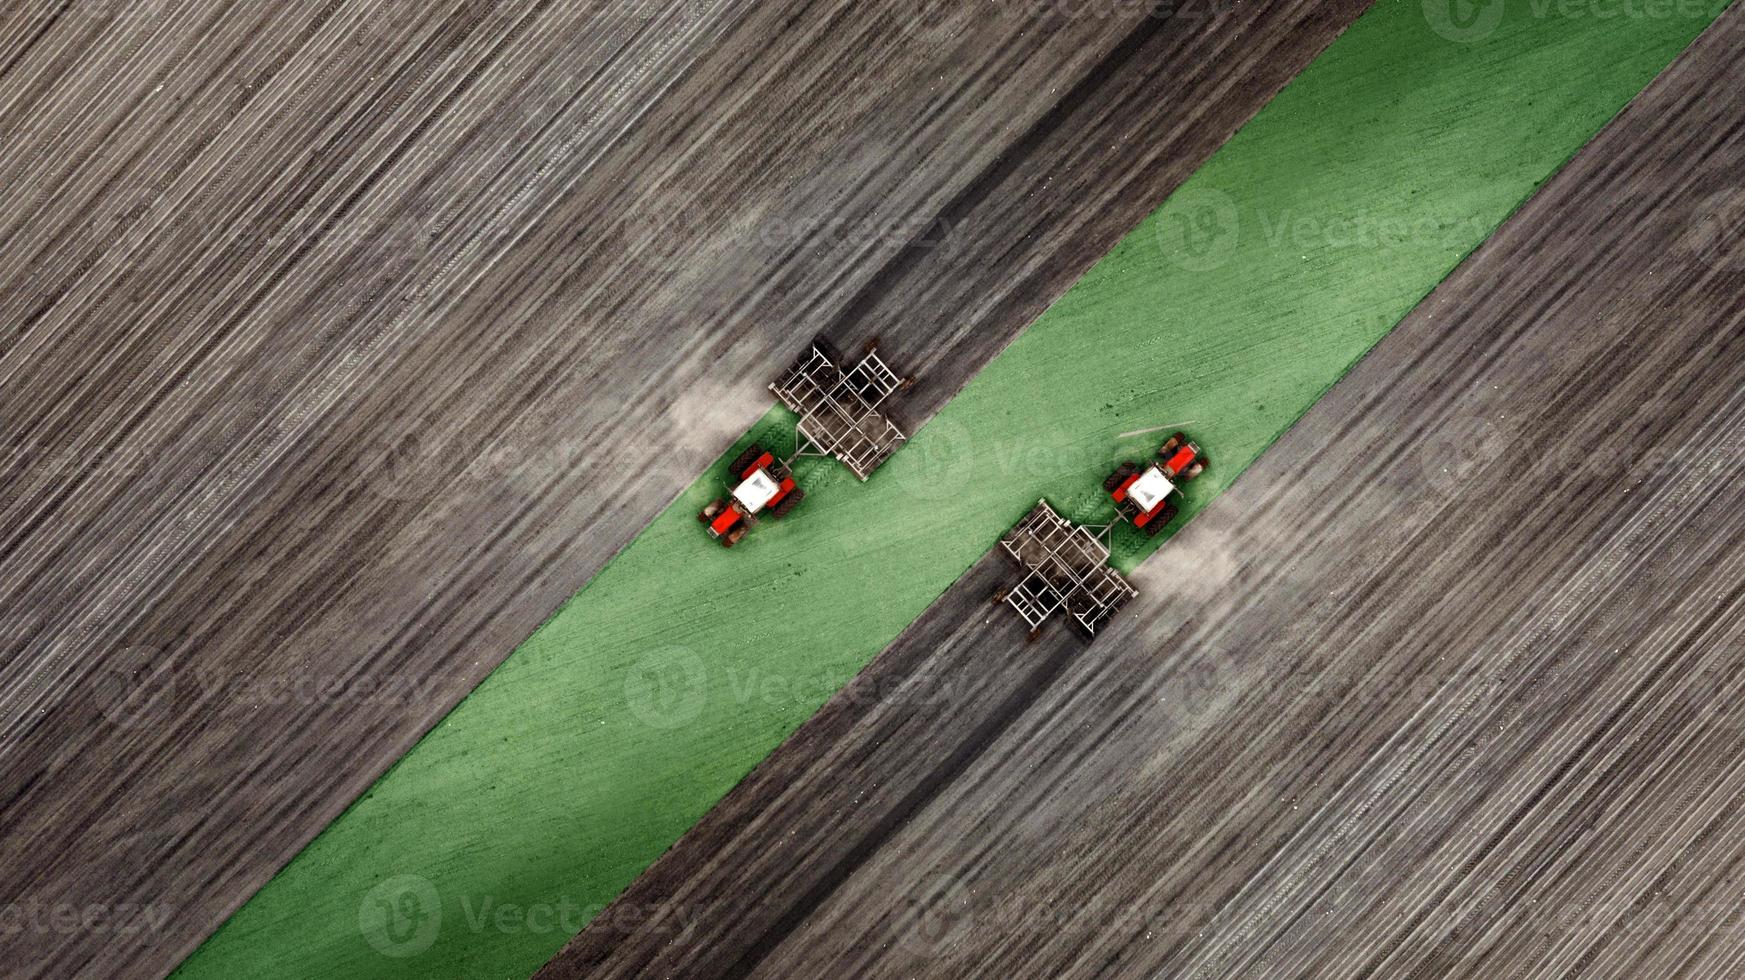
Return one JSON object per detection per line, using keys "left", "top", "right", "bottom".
{"left": 540, "top": 7, "right": 1745, "bottom": 976}
{"left": 175, "top": 1, "right": 1728, "bottom": 978}
{"left": 0, "top": 0, "right": 1374, "bottom": 977}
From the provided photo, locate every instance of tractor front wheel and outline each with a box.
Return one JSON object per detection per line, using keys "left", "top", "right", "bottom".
{"left": 1160, "top": 432, "right": 1186, "bottom": 456}
{"left": 723, "top": 526, "right": 748, "bottom": 548}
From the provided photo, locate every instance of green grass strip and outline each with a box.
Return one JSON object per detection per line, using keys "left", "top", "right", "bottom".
{"left": 177, "top": 1, "right": 1727, "bottom": 976}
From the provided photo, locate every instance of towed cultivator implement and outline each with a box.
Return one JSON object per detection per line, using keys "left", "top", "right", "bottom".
{"left": 993, "top": 431, "right": 1208, "bottom": 640}
{"left": 994, "top": 500, "right": 1137, "bottom": 640}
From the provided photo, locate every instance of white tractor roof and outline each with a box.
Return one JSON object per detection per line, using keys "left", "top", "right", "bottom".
{"left": 1128, "top": 466, "right": 1175, "bottom": 512}
{"left": 731, "top": 468, "right": 780, "bottom": 514}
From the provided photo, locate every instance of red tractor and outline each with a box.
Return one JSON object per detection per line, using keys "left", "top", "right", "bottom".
{"left": 1104, "top": 431, "right": 1206, "bottom": 536}
{"left": 698, "top": 443, "right": 804, "bottom": 547}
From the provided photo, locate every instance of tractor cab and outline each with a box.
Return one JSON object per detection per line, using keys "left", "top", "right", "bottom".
{"left": 731, "top": 466, "right": 783, "bottom": 514}
{"left": 1123, "top": 466, "right": 1175, "bottom": 514}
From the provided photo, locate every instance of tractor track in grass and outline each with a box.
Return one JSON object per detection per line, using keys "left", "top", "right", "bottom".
{"left": 538, "top": 9, "right": 1745, "bottom": 977}
{"left": 0, "top": 0, "right": 1369, "bottom": 975}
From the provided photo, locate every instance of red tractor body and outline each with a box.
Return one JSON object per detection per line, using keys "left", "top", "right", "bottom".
{"left": 1105, "top": 432, "right": 1206, "bottom": 537}
{"left": 699, "top": 445, "right": 802, "bottom": 547}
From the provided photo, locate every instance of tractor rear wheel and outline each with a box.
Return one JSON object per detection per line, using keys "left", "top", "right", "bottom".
{"left": 770, "top": 486, "right": 804, "bottom": 519}
{"left": 729, "top": 444, "right": 764, "bottom": 479}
